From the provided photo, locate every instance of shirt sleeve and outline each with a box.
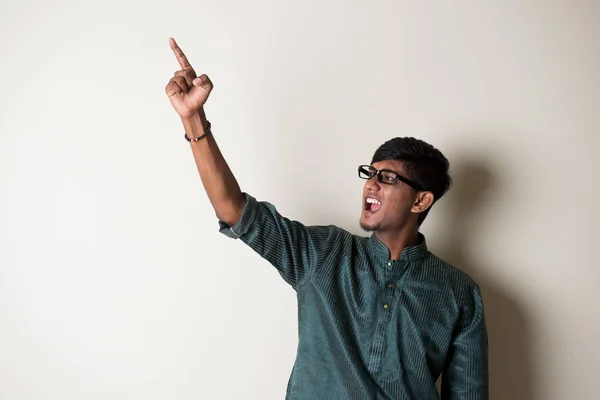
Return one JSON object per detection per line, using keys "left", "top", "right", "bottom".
{"left": 441, "top": 284, "right": 489, "bottom": 400}
{"left": 218, "top": 192, "right": 342, "bottom": 290}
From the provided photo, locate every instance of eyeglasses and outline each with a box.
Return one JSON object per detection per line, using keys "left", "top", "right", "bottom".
{"left": 357, "top": 165, "right": 424, "bottom": 190}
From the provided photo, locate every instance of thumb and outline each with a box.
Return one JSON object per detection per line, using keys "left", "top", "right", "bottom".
{"left": 192, "top": 74, "right": 213, "bottom": 89}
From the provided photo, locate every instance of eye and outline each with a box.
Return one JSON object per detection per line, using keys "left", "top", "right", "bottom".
{"left": 381, "top": 171, "right": 396, "bottom": 182}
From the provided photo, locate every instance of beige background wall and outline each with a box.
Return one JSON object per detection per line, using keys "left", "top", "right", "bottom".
{"left": 1, "top": 1, "right": 598, "bottom": 399}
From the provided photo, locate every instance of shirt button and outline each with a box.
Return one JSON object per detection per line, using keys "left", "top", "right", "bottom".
{"left": 383, "top": 304, "right": 389, "bottom": 309}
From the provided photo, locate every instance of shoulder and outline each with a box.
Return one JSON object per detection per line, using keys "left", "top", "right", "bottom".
{"left": 427, "top": 253, "right": 478, "bottom": 286}
{"left": 424, "top": 252, "right": 482, "bottom": 305}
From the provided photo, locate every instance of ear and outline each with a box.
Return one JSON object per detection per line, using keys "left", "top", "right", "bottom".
{"left": 411, "top": 191, "right": 435, "bottom": 214}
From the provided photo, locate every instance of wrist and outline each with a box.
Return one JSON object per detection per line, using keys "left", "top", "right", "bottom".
{"left": 181, "top": 112, "right": 209, "bottom": 133}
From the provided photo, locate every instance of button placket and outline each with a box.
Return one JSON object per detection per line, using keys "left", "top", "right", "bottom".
{"left": 384, "top": 260, "right": 395, "bottom": 310}
{"left": 384, "top": 259, "right": 406, "bottom": 308}
{"left": 367, "top": 259, "right": 395, "bottom": 373}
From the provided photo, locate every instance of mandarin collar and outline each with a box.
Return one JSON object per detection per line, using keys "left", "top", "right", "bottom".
{"left": 368, "top": 232, "right": 428, "bottom": 262}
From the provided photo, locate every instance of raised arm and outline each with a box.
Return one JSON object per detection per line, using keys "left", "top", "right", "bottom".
{"left": 164, "top": 38, "right": 342, "bottom": 289}
{"left": 165, "top": 38, "right": 245, "bottom": 226}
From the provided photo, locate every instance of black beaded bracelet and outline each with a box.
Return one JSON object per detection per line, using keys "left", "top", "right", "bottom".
{"left": 184, "top": 121, "right": 212, "bottom": 142}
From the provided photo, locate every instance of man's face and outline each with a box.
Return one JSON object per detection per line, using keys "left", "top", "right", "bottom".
{"left": 359, "top": 160, "right": 419, "bottom": 233}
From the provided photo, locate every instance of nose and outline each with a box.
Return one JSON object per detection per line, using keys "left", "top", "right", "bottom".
{"left": 365, "top": 175, "right": 382, "bottom": 191}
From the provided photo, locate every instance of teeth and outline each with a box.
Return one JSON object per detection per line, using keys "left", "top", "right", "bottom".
{"left": 366, "top": 198, "right": 381, "bottom": 204}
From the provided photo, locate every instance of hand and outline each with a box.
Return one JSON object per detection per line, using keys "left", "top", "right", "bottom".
{"left": 165, "top": 38, "right": 214, "bottom": 120}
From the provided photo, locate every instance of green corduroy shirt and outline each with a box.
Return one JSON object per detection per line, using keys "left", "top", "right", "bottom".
{"left": 219, "top": 193, "right": 488, "bottom": 400}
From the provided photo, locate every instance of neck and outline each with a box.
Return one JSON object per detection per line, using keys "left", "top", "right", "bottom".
{"left": 375, "top": 228, "right": 420, "bottom": 260}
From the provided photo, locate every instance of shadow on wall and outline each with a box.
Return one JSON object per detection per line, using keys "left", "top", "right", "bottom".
{"left": 434, "top": 154, "right": 536, "bottom": 400}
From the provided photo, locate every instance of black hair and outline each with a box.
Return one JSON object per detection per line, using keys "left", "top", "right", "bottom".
{"left": 371, "top": 137, "right": 452, "bottom": 225}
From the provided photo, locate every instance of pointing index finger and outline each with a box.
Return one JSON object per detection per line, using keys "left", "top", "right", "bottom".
{"left": 169, "top": 37, "right": 192, "bottom": 69}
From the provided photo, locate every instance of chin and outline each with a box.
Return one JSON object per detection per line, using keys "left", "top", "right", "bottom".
{"left": 360, "top": 208, "right": 382, "bottom": 231}
{"left": 359, "top": 219, "right": 380, "bottom": 232}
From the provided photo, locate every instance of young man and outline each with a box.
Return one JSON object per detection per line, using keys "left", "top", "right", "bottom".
{"left": 165, "top": 38, "right": 488, "bottom": 400}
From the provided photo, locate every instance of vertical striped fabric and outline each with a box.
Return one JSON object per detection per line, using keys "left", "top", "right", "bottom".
{"left": 219, "top": 193, "right": 488, "bottom": 400}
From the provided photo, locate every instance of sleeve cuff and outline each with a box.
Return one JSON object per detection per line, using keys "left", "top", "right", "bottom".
{"left": 218, "top": 192, "right": 259, "bottom": 239}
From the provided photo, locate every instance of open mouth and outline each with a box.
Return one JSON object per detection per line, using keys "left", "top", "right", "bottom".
{"left": 364, "top": 197, "right": 382, "bottom": 212}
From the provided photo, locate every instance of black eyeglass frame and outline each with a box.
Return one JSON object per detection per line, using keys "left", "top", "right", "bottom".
{"left": 357, "top": 164, "right": 425, "bottom": 191}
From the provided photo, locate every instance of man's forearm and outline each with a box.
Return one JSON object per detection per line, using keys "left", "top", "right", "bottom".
{"left": 182, "top": 112, "right": 245, "bottom": 226}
